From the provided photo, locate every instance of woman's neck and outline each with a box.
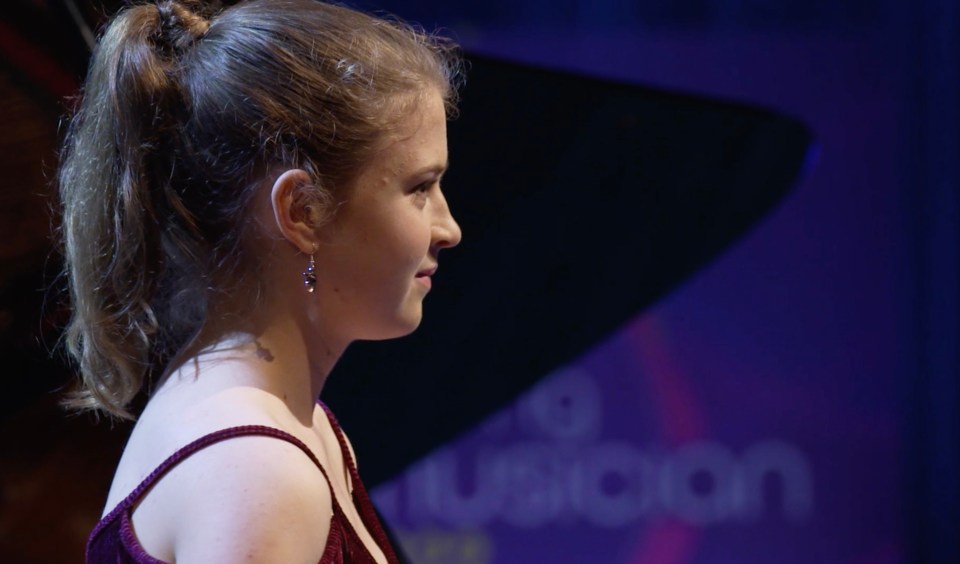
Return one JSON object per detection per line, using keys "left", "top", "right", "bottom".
{"left": 158, "top": 309, "right": 348, "bottom": 426}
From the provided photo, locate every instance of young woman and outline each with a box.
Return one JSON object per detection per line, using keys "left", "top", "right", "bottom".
{"left": 58, "top": 1, "right": 462, "bottom": 562}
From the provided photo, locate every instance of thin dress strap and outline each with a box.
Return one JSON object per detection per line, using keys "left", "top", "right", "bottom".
{"left": 87, "top": 425, "right": 347, "bottom": 563}
{"left": 106, "top": 426, "right": 335, "bottom": 516}
{"left": 318, "top": 402, "right": 401, "bottom": 564}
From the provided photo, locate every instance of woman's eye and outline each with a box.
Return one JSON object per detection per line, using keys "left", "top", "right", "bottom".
{"left": 414, "top": 181, "right": 432, "bottom": 193}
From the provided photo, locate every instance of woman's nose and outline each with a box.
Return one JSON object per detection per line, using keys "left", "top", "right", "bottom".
{"left": 432, "top": 191, "right": 462, "bottom": 250}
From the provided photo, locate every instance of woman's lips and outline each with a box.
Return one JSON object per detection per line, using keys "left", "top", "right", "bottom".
{"left": 415, "top": 266, "right": 436, "bottom": 289}
{"left": 415, "top": 274, "right": 432, "bottom": 289}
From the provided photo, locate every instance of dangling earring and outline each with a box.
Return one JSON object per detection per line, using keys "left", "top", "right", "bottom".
{"left": 302, "top": 251, "right": 317, "bottom": 293}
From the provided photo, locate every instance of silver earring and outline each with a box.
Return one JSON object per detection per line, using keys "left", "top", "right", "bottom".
{"left": 302, "top": 253, "right": 317, "bottom": 293}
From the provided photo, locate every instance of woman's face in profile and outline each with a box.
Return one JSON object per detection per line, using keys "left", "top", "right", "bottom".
{"left": 312, "top": 88, "right": 462, "bottom": 342}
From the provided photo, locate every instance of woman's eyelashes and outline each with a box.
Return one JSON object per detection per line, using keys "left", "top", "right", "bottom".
{"left": 410, "top": 180, "right": 437, "bottom": 205}
{"left": 412, "top": 179, "right": 434, "bottom": 193}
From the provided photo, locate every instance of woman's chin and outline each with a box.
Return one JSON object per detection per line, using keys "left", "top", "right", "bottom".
{"left": 364, "top": 310, "right": 424, "bottom": 341}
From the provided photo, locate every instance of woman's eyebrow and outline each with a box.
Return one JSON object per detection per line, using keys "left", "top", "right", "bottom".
{"left": 412, "top": 159, "right": 450, "bottom": 178}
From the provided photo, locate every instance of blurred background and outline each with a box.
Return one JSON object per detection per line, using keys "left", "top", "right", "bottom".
{"left": 0, "top": 1, "right": 957, "bottom": 563}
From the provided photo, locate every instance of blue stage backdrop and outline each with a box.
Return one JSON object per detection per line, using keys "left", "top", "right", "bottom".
{"left": 350, "top": 2, "right": 913, "bottom": 563}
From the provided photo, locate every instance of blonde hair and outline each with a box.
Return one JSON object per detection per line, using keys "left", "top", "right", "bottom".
{"left": 58, "top": 0, "right": 462, "bottom": 418}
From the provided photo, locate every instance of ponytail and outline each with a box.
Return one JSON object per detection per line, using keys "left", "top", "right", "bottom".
{"left": 59, "top": 2, "right": 213, "bottom": 418}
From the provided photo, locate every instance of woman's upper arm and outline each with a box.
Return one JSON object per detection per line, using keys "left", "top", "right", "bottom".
{"left": 167, "top": 436, "right": 333, "bottom": 563}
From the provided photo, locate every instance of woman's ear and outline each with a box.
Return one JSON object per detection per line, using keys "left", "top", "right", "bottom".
{"left": 270, "top": 169, "right": 326, "bottom": 253}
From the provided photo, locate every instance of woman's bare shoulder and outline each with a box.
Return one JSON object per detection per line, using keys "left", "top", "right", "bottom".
{"left": 114, "top": 389, "right": 334, "bottom": 562}
{"left": 138, "top": 432, "right": 334, "bottom": 562}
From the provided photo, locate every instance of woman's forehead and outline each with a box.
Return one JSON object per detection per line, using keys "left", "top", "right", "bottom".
{"left": 368, "top": 92, "right": 448, "bottom": 177}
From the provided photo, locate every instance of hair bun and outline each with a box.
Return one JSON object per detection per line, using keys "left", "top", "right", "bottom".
{"left": 155, "top": 0, "right": 220, "bottom": 54}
